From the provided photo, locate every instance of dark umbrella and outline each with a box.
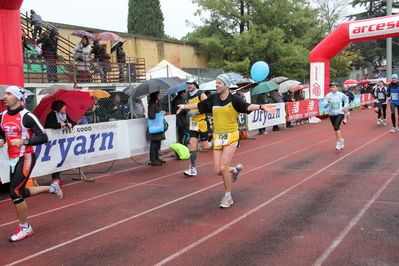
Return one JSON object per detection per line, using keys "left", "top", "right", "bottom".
{"left": 72, "top": 30, "right": 94, "bottom": 39}
{"left": 165, "top": 83, "right": 188, "bottom": 96}
{"left": 108, "top": 91, "right": 130, "bottom": 104}
{"left": 235, "top": 78, "right": 258, "bottom": 92}
{"left": 251, "top": 81, "right": 279, "bottom": 95}
{"left": 33, "top": 89, "right": 94, "bottom": 125}
{"left": 132, "top": 78, "right": 181, "bottom": 97}
{"left": 111, "top": 40, "right": 126, "bottom": 53}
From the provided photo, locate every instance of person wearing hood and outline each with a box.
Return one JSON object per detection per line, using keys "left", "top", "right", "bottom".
{"left": 30, "top": 10, "right": 42, "bottom": 40}
{"left": 73, "top": 36, "right": 92, "bottom": 83}
{"left": 41, "top": 28, "right": 59, "bottom": 82}
{"left": 323, "top": 82, "right": 349, "bottom": 150}
{"left": 177, "top": 74, "right": 276, "bottom": 208}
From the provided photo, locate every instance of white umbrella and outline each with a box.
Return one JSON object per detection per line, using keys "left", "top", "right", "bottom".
{"left": 199, "top": 80, "right": 217, "bottom": 91}
{"left": 279, "top": 80, "right": 301, "bottom": 93}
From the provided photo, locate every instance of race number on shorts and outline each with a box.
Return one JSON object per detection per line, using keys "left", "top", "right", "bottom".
{"left": 215, "top": 132, "right": 231, "bottom": 146}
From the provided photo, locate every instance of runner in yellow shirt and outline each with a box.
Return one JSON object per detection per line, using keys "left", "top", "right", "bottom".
{"left": 178, "top": 74, "right": 276, "bottom": 208}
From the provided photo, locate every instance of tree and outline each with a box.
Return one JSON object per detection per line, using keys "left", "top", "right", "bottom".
{"left": 187, "top": 0, "right": 326, "bottom": 79}
{"left": 127, "top": 0, "right": 165, "bottom": 38}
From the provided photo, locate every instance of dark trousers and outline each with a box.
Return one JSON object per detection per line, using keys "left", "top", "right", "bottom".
{"left": 150, "top": 140, "right": 161, "bottom": 162}
{"left": 32, "top": 25, "right": 42, "bottom": 40}
{"left": 177, "top": 126, "right": 190, "bottom": 146}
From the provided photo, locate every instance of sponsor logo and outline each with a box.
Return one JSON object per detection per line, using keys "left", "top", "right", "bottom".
{"left": 312, "top": 83, "right": 321, "bottom": 97}
{"left": 350, "top": 16, "right": 399, "bottom": 39}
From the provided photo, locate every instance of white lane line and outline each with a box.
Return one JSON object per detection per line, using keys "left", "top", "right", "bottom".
{"left": 0, "top": 125, "right": 328, "bottom": 226}
{"left": 153, "top": 132, "right": 389, "bottom": 265}
{"left": 313, "top": 166, "right": 399, "bottom": 266}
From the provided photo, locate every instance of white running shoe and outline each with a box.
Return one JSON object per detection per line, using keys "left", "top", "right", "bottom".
{"left": 377, "top": 119, "right": 381, "bottom": 124}
{"left": 184, "top": 167, "right": 197, "bottom": 177}
{"left": 383, "top": 119, "right": 387, "bottom": 126}
{"left": 220, "top": 195, "right": 233, "bottom": 208}
{"left": 50, "top": 180, "right": 64, "bottom": 199}
{"left": 391, "top": 127, "right": 396, "bottom": 133}
{"left": 9, "top": 225, "right": 34, "bottom": 242}
{"left": 335, "top": 142, "right": 341, "bottom": 150}
{"left": 340, "top": 138, "right": 344, "bottom": 149}
{"left": 231, "top": 164, "right": 243, "bottom": 182}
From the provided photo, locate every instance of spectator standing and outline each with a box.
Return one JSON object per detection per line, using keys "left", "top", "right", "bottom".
{"left": 323, "top": 82, "right": 349, "bottom": 150}
{"left": 97, "top": 44, "right": 111, "bottom": 83}
{"left": 147, "top": 91, "right": 166, "bottom": 166}
{"left": 41, "top": 28, "right": 59, "bottom": 82}
{"left": 30, "top": 10, "right": 42, "bottom": 40}
{"left": 372, "top": 80, "right": 388, "bottom": 126}
{"left": 116, "top": 43, "right": 126, "bottom": 82}
{"left": 0, "top": 86, "right": 64, "bottom": 242}
{"left": 269, "top": 88, "right": 282, "bottom": 131}
{"left": 251, "top": 92, "right": 268, "bottom": 134}
{"left": 387, "top": 74, "right": 399, "bottom": 132}
{"left": 342, "top": 85, "right": 354, "bottom": 124}
{"left": 294, "top": 89, "right": 306, "bottom": 125}
{"left": 73, "top": 36, "right": 91, "bottom": 83}
{"left": 171, "top": 90, "right": 190, "bottom": 146}
{"left": 44, "top": 100, "right": 76, "bottom": 180}
{"left": 131, "top": 96, "right": 146, "bottom": 118}
{"left": 283, "top": 88, "right": 295, "bottom": 128}
{"left": 177, "top": 74, "right": 276, "bottom": 208}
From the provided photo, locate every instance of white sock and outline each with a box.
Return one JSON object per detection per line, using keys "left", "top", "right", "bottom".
{"left": 232, "top": 167, "right": 238, "bottom": 175}
{"left": 19, "top": 223, "right": 28, "bottom": 228}
{"left": 225, "top": 192, "right": 231, "bottom": 197}
{"left": 49, "top": 185, "right": 56, "bottom": 193}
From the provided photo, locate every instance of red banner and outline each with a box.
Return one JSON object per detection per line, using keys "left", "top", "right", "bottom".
{"left": 286, "top": 100, "right": 320, "bottom": 122}
{"left": 360, "top": 93, "right": 374, "bottom": 105}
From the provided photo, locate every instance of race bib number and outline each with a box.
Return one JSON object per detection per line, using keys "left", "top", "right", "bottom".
{"left": 378, "top": 93, "right": 385, "bottom": 100}
{"left": 391, "top": 93, "right": 398, "bottom": 101}
{"left": 215, "top": 132, "right": 231, "bottom": 146}
{"left": 330, "top": 101, "right": 341, "bottom": 110}
{"left": 189, "top": 119, "right": 199, "bottom": 131}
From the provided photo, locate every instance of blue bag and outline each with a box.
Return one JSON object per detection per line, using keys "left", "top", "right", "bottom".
{"left": 148, "top": 113, "right": 165, "bottom": 134}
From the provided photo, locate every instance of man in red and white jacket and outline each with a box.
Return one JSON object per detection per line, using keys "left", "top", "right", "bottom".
{"left": 0, "top": 86, "right": 65, "bottom": 242}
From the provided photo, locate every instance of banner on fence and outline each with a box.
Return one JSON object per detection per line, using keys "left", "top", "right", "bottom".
{"left": 286, "top": 100, "right": 319, "bottom": 121}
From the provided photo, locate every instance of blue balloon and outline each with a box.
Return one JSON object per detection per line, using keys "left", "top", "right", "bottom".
{"left": 250, "top": 61, "right": 270, "bottom": 82}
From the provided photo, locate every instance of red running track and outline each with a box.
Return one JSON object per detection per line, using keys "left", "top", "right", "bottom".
{"left": 1, "top": 107, "right": 399, "bottom": 266}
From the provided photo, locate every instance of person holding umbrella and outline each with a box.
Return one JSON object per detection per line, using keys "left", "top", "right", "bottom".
{"left": 147, "top": 91, "right": 166, "bottom": 166}
{"left": 171, "top": 90, "right": 189, "bottom": 145}
{"left": 0, "top": 86, "right": 64, "bottom": 242}
{"left": 45, "top": 100, "right": 77, "bottom": 180}
{"left": 73, "top": 36, "right": 91, "bottom": 83}
{"left": 177, "top": 74, "right": 276, "bottom": 208}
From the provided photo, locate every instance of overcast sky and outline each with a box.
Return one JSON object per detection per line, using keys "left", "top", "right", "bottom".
{"left": 20, "top": 0, "right": 205, "bottom": 39}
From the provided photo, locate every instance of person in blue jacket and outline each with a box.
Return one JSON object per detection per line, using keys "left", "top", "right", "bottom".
{"left": 387, "top": 74, "right": 399, "bottom": 133}
{"left": 323, "top": 82, "right": 349, "bottom": 150}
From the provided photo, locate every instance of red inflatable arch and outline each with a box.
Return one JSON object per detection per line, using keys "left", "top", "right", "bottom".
{"left": 310, "top": 14, "right": 399, "bottom": 99}
{"left": 0, "top": 0, "right": 24, "bottom": 87}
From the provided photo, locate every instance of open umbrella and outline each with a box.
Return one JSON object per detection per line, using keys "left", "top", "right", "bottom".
{"left": 270, "top": 76, "right": 289, "bottom": 84}
{"left": 132, "top": 78, "right": 181, "bottom": 97}
{"left": 165, "top": 83, "right": 188, "bottom": 96}
{"left": 357, "top": 79, "right": 371, "bottom": 86}
{"left": 251, "top": 81, "right": 279, "bottom": 95}
{"left": 279, "top": 80, "right": 301, "bottom": 93}
{"left": 33, "top": 89, "right": 94, "bottom": 125}
{"left": 292, "top": 84, "right": 309, "bottom": 92}
{"left": 88, "top": 89, "right": 110, "bottom": 99}
{"left": 108, "top": 91, "right": 130, "bottom": 104}
{"left": 93, "top": 32, "right": 123, "bottom": 41}
{"left": 235, "top": 78, "right": 258, "bottom": 91}
{"left": 111, "top": 40, "right": 126, "bottom": 53}
{"left": 226, "top": 72, "right": 243, "bottom": 81}
{"left": 38, "top": 84, "right": 76, "bottom": 95}
{"left": 199, "top": 80, "right": 216, "bottom": 91}
{"left": 343, "top": 79, "right": 359, "bottom": 85}
{"left": 72, "top": 30, "right": 94, "bottom": 39}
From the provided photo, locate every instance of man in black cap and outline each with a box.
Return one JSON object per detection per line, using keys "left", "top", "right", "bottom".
{"left": 41, "top": 28, "right": 59, "bottom": 82}
{"left": 30, "top": 10, "right": 43, "bottom": 40}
